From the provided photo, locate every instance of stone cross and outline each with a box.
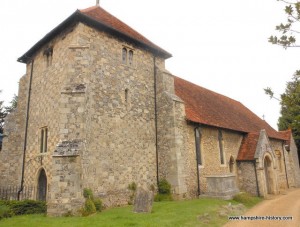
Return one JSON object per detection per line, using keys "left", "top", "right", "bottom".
{"left": 96, "top": 0, "right": 100, "bottom": 6}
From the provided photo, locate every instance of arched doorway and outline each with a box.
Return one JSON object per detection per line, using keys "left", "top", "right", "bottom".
{"left": 264, "top": 156, "right": 273, "bottom": 194}
{"left": 37, "top": 169, "right": 47, "bottom": 201}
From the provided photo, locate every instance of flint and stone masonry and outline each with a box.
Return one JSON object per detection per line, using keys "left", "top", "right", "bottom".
{"left": 0, "top": 5, "right": 299, "bottom": 216}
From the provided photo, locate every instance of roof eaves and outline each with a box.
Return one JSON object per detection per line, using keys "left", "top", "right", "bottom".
{"left": 18, "top": 9, "right": 172, "bottom": 64}
{"left": 78, "top": 12, "right": 172, "bottom": 59}
{"left": 186, "top": 119, "right": 248, "bottom": 135}
{"left": 18, "top": 10, "right": 81, "bottom": 63}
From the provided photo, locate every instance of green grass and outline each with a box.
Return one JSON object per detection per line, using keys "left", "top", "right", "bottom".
{"left": 0, "top": 196, "right": 262, "bottom": 227}
{"left": 233, "top": 192, "right": 263, "bottom": 208}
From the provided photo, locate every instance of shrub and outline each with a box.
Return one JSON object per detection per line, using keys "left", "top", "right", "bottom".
{"left": 154, "top": 194, "right": 173, "bottom": 202}
{"left": 10, "top": 200, "right": 46, "bottom": 215}
{"left": 2, "top": 200, "right": 46, "bottom": 215}
{"left": 83, "top": 188, "right": 94, "bottom": 200}
{"left": 128, "top": 182, "right": 137, "bottom": 191}
{"left": 155, "top": 179, "right": 173, "bottom": 202}
{"left": 81, "top": 198, "right": 96, "bottom": 216}
{"left": 93, "top": 198, "right": 103, "bottom": 212}
{"left": 81, "top": 188, "right": 102, "bottom": 215}
{"left": 158, "top": 179, "right": 171, "bottom": 195}
{"left": 0, "top": 205, "right": 13, "bottom": 220}
{"left": 63, "top": 211, "right": 73, "bottom": 217}
{"left": 127, "top": 182, "right": 137, "bottom": 205}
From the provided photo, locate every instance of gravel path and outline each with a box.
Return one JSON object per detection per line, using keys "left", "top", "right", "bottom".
{"left": 224, "top": 188, "right": 300, "bottom": 227}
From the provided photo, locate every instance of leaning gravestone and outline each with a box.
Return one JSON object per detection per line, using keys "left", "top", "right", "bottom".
{"left": 133, "top": 188, "right": 154, "bottom": 213}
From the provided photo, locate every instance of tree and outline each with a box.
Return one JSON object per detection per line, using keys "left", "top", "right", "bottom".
{"left": 265, "top": 74, "right": 300, "bottom": 164}
{"left": 277, "top": 74, "right": 300, "bottom": 140}
{"left": 0, "top": 92, "right": 18, "bottom": 134}
{"left": 0, "top": 90, "right": 6, "bottom": 134}
{"left": 5, "top": 94, "right": 18, "bottom": 114}
{"left": 269, "top": 0, "right": 300, "bottom": 48}
{"left": 267, "top": 1, "right": 300, "bottom": 164}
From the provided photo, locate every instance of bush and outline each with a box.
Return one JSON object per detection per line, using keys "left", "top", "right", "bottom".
{"left": 0, "top": 200, "right": 46, "bottom": 220}
{"left": 81, "top": 198, "right": 96, "bottom": 216}
{"left": 81, "top": 189, "right": 102, "bottom": 215}
{"left": 0, "top": 200, "right": 46, "bottom": 215}
{"left": 154, "top": 194, "right": 173, "bottom": 202}
{"left": 9, "top": 200, "right": 46, "bottom": 215}
{"left": 128, "top": 182, "right": 137, "bottom": 205}
{"left": 158, "top": 179, "right": 171, "bottom": 195}
{"left": 155, "top": 179, "right": 173, "bottom": 202}
{"left": 93, "top": 198, "right": 103, "bottom": 212}
{"left": 0, "top": 205, "right": 13, "bottom": 220}
{"left": 83, "top": 188, "right": 94, "bottom": 200}
{"left": 128, "top": 182, "right": 137, "bottom": 191}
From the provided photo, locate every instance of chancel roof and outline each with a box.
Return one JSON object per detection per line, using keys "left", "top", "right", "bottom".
{"left": 174, "top": 76, "right": 292, "bottom": 161}
{"left": 174, "top": 76, "right": 285, "bottom": 140}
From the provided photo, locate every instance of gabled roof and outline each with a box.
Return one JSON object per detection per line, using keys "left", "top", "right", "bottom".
{"left": 237, "top": 133, "right": 259, "bottom": 161}
{"left": 278, "top": 129, "right": 292, "bottom": 142}
{"left": 174, "top": 76, "right": 285, "bottom": 140}
{"left": 18, "top": 5, "right": 171, "bottom": 63}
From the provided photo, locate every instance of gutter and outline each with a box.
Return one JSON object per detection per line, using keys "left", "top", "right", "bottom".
{"left": 282, "top": 142, "right": 289, "bottom": 188}
{"left": 18, "top": 60, "right": 34, "bottom": 200}
{"left": 194, "top": 127, "right": 201, "bottom": 196}
{"left": 153, "top": 55, "right": 159, "bottom": 187}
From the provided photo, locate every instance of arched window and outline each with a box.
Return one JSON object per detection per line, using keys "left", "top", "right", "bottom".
{"left": 128, "top": 50, "right": 133, "bottom": 65}
{"left": 40, "top": 127, "right": 48, "bottom": 153}
{"left": 218, "top": 130, "right": 225, "bottom": 165}
{"left": 122, "top": 48, "right": 127, "bottom": 64}
{"left": 195, "top": 128, "right": 203, "bottom": 165}
{"left": 43, "top": 47, "right": 53, "bottom": 67}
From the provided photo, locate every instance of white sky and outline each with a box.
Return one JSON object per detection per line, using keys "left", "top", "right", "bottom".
{"left": 1, "top": 0, "right": 300, "bottom": 130}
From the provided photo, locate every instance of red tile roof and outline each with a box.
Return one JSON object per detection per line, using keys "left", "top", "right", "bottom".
{"left": 174, "top": 76, "right": 285, "bottom": 140}
{"left": 80, "top": 6, "right": 171, "bottom": 58}
{"left": 278, "top": 129, "right": 292, "bottom": 142}
{"left": 18, "top": 5, "right": 171, "bottom": 63}
{"left": 237, "top": 133, "right": 260, "bottom": 161}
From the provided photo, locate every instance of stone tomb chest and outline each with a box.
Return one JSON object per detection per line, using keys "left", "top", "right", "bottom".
{"left": 205, "top": 174, "right": 239, "bottom": 199}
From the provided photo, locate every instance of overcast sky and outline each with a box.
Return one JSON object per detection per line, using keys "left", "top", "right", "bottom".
{"left": 1, "top": 0, "right": 300, "bottom": 130}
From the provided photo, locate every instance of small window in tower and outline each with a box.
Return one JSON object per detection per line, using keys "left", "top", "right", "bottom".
{"left": 122, "top": 48, "right": 127, "bottom": 64}
{"left": 40, "top": 127, "right": 48, "bottom": 153}
{"left": 43, "top": 47, "right": 53, "bottom": 67}
{"left": 128, "top": 50, "right": 133, "bottom": 65}
{"left": 125, "top": 88, "right": 129, "bottom": 103}
{"left": 124, "top": 88, "right": 131, "bottom": 109}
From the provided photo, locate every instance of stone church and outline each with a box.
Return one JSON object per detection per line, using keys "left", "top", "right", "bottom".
{"left": 0, "top": 5, "right": 299, "bottom": 216}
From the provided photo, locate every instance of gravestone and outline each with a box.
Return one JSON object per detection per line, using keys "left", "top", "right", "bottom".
{"left": 133, "top": 188, "right": 154, "bottom": 213}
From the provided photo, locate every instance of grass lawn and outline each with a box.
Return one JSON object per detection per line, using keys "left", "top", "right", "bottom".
{"left": 0, "top": 196, "right": 262, "bottom": 227}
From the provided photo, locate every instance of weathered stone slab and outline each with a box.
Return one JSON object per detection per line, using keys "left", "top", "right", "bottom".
{"left": 204, "top": 174, "right": 239, "bottom": 200}
{"left": 53, "top": 140, "right": 82, "bottom": 157}
{"left": 133, "top": 188, "right": 154, "bottom": 213}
